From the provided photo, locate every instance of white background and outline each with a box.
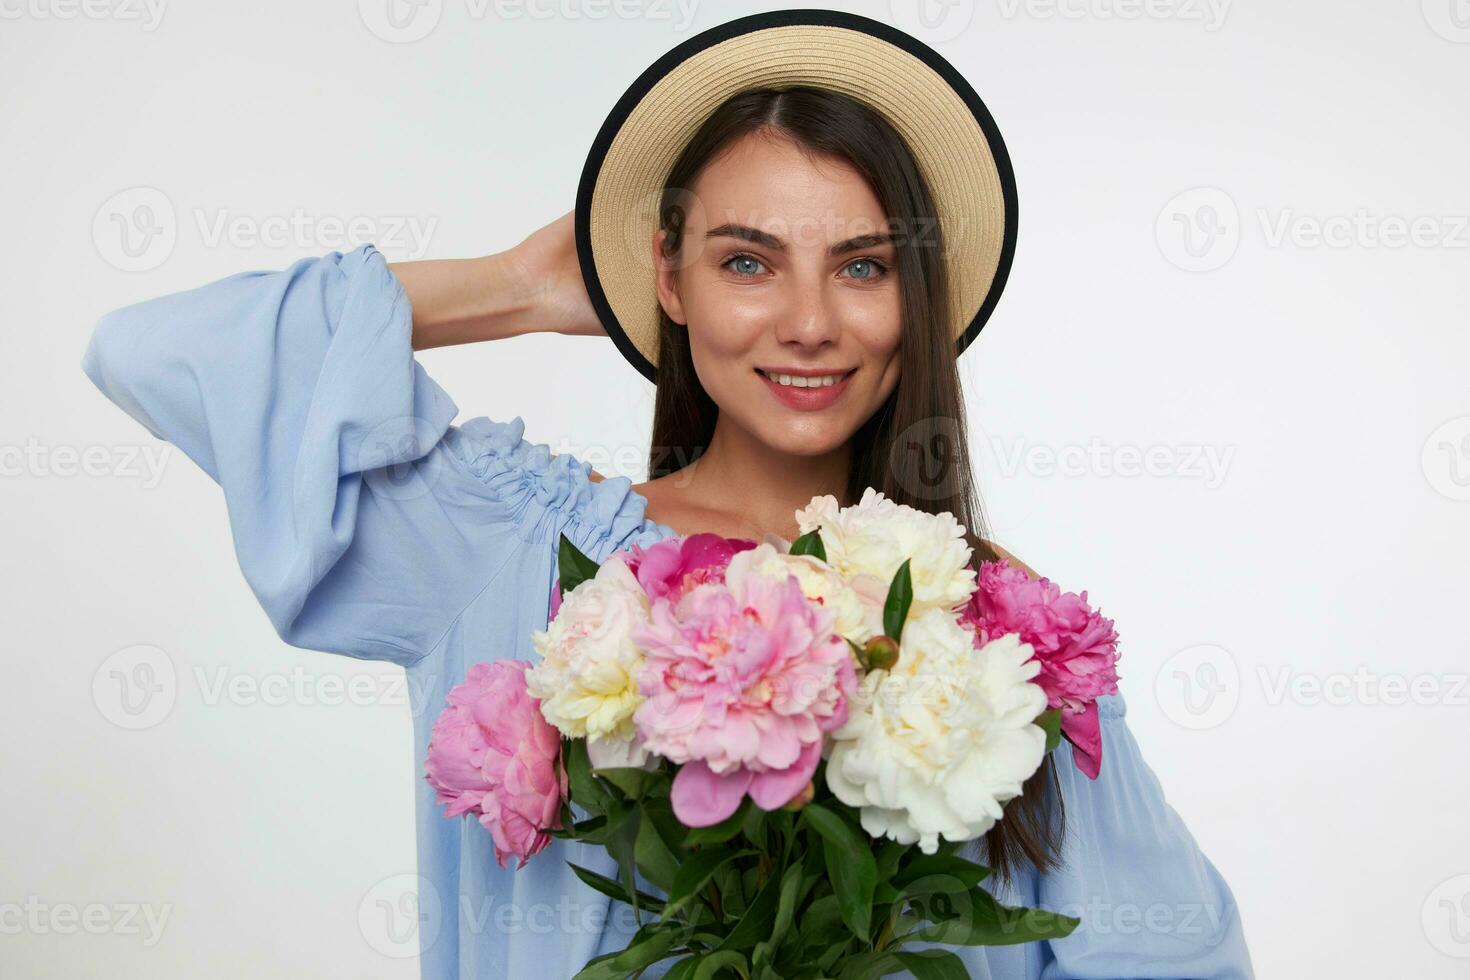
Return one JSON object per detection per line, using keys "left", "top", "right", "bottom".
{"left": 3, "top": 1, "right": 1467, "bottom": 977}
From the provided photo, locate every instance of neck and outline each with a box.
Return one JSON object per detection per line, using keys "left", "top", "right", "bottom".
{"left": 679, "top": 414, "right": 852, "bottom": 542}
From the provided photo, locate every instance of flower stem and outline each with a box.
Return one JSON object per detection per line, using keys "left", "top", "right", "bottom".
{"left": 873, "top": 904, "right": 902, "bottom": 951}
{"left": 706, "top": 880, "right": 723, "bottom": 920}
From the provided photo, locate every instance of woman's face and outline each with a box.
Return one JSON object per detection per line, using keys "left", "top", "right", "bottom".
{"left": 653, "top": 131, "right": 904, "bottom": 458}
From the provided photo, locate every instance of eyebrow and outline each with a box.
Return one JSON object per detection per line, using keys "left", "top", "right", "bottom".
{"left": 705, "top": 223, "right": 898, "bottom": 257}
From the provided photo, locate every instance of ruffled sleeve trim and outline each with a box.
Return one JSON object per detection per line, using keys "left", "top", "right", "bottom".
{"left": 443, "top": 415, "right": 676, "bottom": 559}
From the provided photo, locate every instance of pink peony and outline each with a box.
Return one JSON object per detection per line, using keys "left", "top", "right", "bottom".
{"left": 425, "top": 659, "right": 567, "bottom": 869}
{"left": 548, "top": 534, "right": 756, "bottom": 623}
{"left": 959, "top": 559, "right": 1121, "bottom": 779}
{"left": 632, "top": 554, "right": 856, "bottom": 827}
{"left": 624, "top": 533, "right": 758, "bottom": 605}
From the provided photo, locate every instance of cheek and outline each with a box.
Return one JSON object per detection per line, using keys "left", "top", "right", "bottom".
{"left": 683, "top": 287, "right": 771, "bottom": 361}
{"left": 854, "top": 309, "right": 903, "bottom": 370}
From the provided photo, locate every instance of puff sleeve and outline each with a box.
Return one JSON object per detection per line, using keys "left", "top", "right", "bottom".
{"left": 1034, "top": 692, "right": 1255, "bottom": 979}
{"left": 80, "top": 244, "right": 524, "bottom": 666}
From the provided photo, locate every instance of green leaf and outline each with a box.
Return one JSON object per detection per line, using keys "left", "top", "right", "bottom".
{"left": 820, "top": 937, "right": 859, "bottom": 973}
{"left": 606, "top": 807, "right": 644, "bottom": 916}
{"left": 788, "top": 893, "right": 844, "bottom": 966}
{"left": 659, "top": 848, "right": 753, "bottom": 924}
{"left": 882, "top": 559, "right": 913, "bottom": 641}
{"left": 570, "top": 814, "right": 611, "bottom": 844}
{"left": 892, "top": 854, "right": 991, "bottom": 890}
{"left": 875, "top": 840, "right": 906, "bottom": 883}
{"left": 558, "top": 532, "right": 601, "bottom": 596}
{"left": 754, "top": 808, "right": 794, "bottom": 866}
{"left": 789, "top": 527, "right": 827, "bottom": 562}
{"left": 800, "top": 803, "right": 876, "bottom": 941}
{"left": 594, "top": 764, "right": 659, "bottom": 800}
{"left": 740, "top": 800, "right": 770, "bottom": 849}
{"left": 692, "top": 950, "right": 749, "bottom": 980}
{"left": 565, "top": 739, "right": 613, "bottom": 817}
{"left": 571, "top": 926, "right": 680, "bottom": 980}
{"left": 717, "top": 867, "right": 783, "bottom": 950}
{"left": 913, "top": 884, "right": 1079, "bottom": 946}
{"left": 798, "top": 892, "right": 843, "bottom": 932}
{"left": 835, "top": 950, "right": 900, "bottom": 980}
{"left": 645, "top": 800, "right": 691, "bottom": 855}
{"left": 767, "top": 862, "right": 804, "bottom": 951}
{"left": 892, "top": 949, "right": 970, "bottom": 980}
{"left": 716, "top": 863, "right": 747, "bottom": 919}
{"left": 567, "top": 862, "right": 666, "bottom": 913}
{"left": 1034, "top": 707, "right": 1063, "bottom": 753}
{"left": 635, "top": 814, "right": 680, "bottom": 892}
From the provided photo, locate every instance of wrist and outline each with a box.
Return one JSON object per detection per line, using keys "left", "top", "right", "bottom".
{"left": 473, "top": 251, "right": 540, "bottom": 337}
{"left": 393, "top": 252, "right": 541, "bottom": 349}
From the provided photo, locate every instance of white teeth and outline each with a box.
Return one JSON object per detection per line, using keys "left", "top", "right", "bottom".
{"left": 762, "top": 370, "right": 846, "bottom": 388}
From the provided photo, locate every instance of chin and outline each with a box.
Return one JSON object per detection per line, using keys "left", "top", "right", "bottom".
{"left": 755, "top": 422, "right": 855, "bottom": 458}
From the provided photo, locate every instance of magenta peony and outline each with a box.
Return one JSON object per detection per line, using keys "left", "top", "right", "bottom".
{"left": 624, "top": 533, "right": 758, "bottom": 605}
{"left": 959, "top": 559, "right": 1121, "bottom": 779}
{"left": 424, "top": 659, "right": 567, "bottom": 869}
{"left": 632, "top": 548, "right": 856, "bottom": 827}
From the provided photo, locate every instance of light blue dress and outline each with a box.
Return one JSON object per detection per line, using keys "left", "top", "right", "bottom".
{"left": 81, "top": 243, "right": 1254, "bottom": 979}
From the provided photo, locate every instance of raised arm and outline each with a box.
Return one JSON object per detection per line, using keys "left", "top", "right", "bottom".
{"left": 80, "top": 213, "right": 604, "bottom": 665}
{"left": 393, "top": 211, "right": 607, "bottom": 350}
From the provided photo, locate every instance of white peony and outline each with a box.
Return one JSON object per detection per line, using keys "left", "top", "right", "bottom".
{"left": 725, "top": 542, "right": 887, "bottom": 646}
{"left": 823, "top": 609, "right": 1048, "bottom": 854}
{"left": 795, "top": 488, "right": 977, "bottom": 621}
{"left": 526, "top": 555, "right": 651, "bottom": 758}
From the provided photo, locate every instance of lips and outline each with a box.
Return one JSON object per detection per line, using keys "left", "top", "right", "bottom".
{"left": 756, "top": 367, "right": 855, "bottom": 411}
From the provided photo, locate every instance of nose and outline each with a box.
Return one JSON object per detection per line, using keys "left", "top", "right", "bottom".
{"left": 772, "top": 274, "right": 842, "bottom": 351}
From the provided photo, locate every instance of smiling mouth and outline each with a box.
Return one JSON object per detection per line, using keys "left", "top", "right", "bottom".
{"left": 754, "top": 367, "right": 857, "bottom": 388}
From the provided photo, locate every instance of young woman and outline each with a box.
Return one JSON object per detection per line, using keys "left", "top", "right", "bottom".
{"left": 81, "top": 15, "right": 1253, "bottom": 980}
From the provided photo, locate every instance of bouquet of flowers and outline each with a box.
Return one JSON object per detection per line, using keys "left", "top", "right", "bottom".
{"left": 426, "top": 489, "right": 1120, "bottom": 979}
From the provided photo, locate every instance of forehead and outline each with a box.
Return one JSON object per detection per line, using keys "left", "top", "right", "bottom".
{"left": 685, "top": 131, "right": 890, "bottom": 244}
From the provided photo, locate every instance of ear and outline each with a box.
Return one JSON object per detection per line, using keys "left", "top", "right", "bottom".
{"left": 653, "top": 227, "right": 687, "bottom": 326}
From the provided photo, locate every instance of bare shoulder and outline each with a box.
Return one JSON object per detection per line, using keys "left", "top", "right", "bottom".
{"left": 983, "top": 540, "right": 1042, "bottom": 581}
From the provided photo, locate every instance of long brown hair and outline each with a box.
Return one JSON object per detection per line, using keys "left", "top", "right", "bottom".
{"left": 647, "top": 85, "right": 1063, "bottom": 884}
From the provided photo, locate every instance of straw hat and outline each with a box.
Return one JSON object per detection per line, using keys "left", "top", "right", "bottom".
{"left": 575, "top": 8, "right": 1018, "bottom": 383}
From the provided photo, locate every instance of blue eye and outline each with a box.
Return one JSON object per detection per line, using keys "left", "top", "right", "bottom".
{"left": 842, "top": 258, "right": 889, "bottom": 281}
{"left": 723, "top": 253, "right": 767, "bottom": 277}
